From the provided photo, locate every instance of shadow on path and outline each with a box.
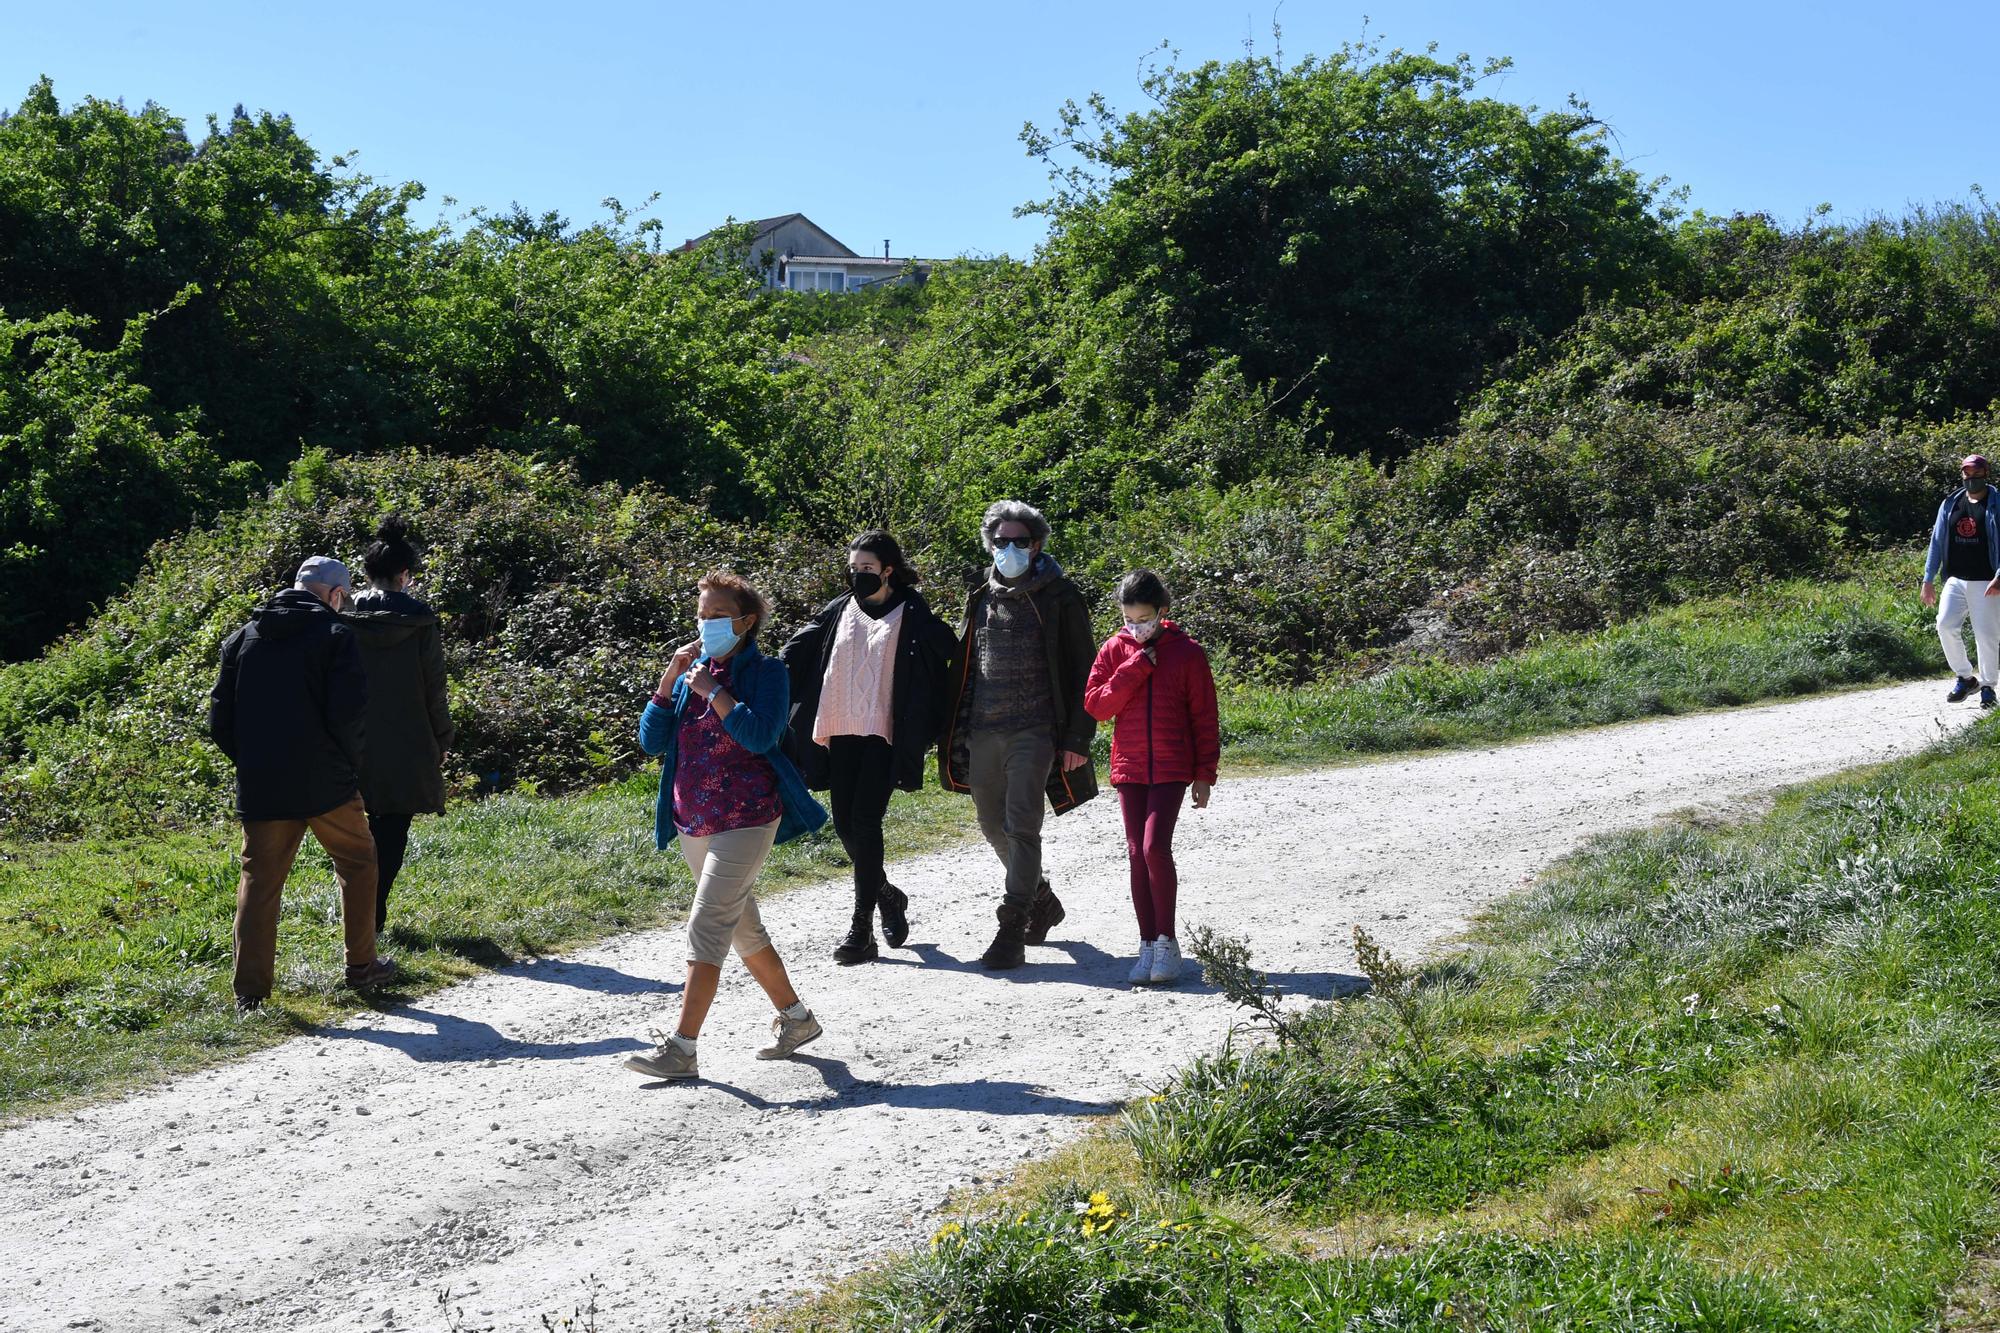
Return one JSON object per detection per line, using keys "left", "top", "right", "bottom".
{"left": 323, "top": 1005, "right": 648, "bottom": 1064}
{"left": 639, "top": 1053, "right": 1126, "bottom": 1117}
{"left": 506, "top": 955, "right": 681, "bottom": 997}
{"left": 896, "top": 941, "right": 1365, "bottom": 1001}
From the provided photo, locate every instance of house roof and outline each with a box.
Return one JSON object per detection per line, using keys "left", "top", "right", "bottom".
{"left": 680, "top": 212, "right": 857, "bottom": 257}
{"left": 785, "top": 254, "right": 920, "bottom": 268}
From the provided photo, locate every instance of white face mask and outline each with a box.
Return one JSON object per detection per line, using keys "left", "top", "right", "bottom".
{"left": 993, "top": 543, "right": 1032, "bottom": 579}
{"left": 1122, "top": 618, "right": 1161, "bottom": 644}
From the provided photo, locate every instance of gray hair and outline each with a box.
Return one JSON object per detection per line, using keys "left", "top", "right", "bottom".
{"left": 981, "top": 500, "right": 1051, "bottom": 551}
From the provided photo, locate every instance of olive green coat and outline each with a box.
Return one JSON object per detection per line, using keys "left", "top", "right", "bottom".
{"left": 342, "top": 589, "right": 454, "bottom": 815}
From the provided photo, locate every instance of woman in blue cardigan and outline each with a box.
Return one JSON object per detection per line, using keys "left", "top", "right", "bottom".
{"left": 624, "top": 572, "right": 829, "bottom": 1083}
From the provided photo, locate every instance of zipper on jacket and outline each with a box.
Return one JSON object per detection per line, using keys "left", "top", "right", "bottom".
{"left": 1145, "top": 666, "right": 1155, "bottom": 785}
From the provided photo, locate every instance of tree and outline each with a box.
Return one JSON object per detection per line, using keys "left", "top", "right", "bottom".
{"left": 1022, "top": 42, "right": 1676, "bottom": 452}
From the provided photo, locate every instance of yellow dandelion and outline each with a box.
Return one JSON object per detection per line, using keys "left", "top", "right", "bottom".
{"left": 1087, "top": 1191, "right": 1110, "bottom": 1208}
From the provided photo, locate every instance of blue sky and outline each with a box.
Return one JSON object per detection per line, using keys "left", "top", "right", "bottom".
{"left": 6, "top": 1, "right": 1997, "bottom": 259}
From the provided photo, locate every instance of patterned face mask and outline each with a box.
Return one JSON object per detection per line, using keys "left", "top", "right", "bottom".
{"left": 1122, "top": 618, "right": 1161, "bottom": 644}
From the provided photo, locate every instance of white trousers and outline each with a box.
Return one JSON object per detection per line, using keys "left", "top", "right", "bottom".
{"left": 1937, "top": 577, "right": 2000, "bottom": 686}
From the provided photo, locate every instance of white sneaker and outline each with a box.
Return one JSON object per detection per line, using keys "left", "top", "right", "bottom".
{"left": 757, "top": 1007, "right": 822, "bottom": 1060}
{"left": 1149, "top": 936, "right": 1183, "bottom": 985}
{"left": 1128, "top": 941, "right": 1156, "bottom": 985}
{"left": 625, "top": 1031, "right": 698, "bottom": 1081}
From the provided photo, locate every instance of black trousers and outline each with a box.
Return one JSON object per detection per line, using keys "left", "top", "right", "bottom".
{"left": 366, "top": 812, "right": 413, "bottom": 934}
{"left": 826, "top": 735, "right": 898, "bottom": 909}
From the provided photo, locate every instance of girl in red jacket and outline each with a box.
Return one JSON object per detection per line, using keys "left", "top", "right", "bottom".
{"left": 1083, "top": 570, "right": 1220, "bottom": 984}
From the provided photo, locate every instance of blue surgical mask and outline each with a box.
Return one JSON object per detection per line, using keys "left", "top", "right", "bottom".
{"left": 993, "top": 544, "right": 1032, "bottom": 579}
{"left": 698, "top": 616, "right": 742, "bottom": 659}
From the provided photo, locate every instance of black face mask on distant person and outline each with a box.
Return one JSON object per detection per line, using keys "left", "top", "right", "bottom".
{"left": 850, "top": 571, "right": 884, "bottom": 599}
{"left": 1970, "top": 476, "right": 1990, "bottom": 495}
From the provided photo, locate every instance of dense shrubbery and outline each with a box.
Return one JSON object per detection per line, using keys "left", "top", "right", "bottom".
{"left": 1469, "top": 206, "right": 2000, "bottom": 435}
{"left": 0, "top": 451, "right": 840, "bottom": 837}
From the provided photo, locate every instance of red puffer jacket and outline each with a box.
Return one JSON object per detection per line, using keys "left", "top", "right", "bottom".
{"left": 1083, "top": 621, "right": 1220, "bottom": 786}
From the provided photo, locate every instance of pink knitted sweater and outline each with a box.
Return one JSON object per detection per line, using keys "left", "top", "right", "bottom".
{"left": 813, "top": 600, "right": 906, "bottom": 744}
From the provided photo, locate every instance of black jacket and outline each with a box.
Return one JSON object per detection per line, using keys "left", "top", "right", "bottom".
{"left": 937, "top": 557, "right": 1099, "bottom": 814}
{"left": 779, "top": 587, "right": 957, "bottom": 792}
{"left": 208, "top": 588, "right": 369, "bottom": 820}
{"left": 342, "top": 588, "right": 454, "bottom": 815}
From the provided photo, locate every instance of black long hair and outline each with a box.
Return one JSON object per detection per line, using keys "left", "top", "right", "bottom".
{"left": 848, "top": 529, "right": 920, "bottom": 589}
{"left": 361, "top": 515, "right": 420, "bottom": 585}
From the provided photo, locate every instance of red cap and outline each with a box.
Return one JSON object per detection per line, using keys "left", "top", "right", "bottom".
{"left": 1963, "top": 454, "right": 1991, "bottom": 472}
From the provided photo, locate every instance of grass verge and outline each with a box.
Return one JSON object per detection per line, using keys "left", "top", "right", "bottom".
{"left": 786, "top": 711, "right": 2000, "bottom": 1330}
{"left": 0, "top": 548, "right": 1940, "bottom": 1122}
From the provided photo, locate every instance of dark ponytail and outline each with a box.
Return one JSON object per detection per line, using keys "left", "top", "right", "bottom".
{"left": 848, "top": 529, "right": 920, "bottom": 589}
{"left": 361, "top": 514, "right": 420, "bottom": 585}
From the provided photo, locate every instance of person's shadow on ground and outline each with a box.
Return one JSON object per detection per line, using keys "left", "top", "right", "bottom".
{"left": 893, "top": 939, "right": 1365, "bottom": 1000}
{"left": 506, "top": 954, "right": 681, "bottom": 997}
{"left": 644, "top": 1052, "right": 1125, "bottom": 1116}
{"left": 322, "top": 1005, "right": 648, "bottom": 1064}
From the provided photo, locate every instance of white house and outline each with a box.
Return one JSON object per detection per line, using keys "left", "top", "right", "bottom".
{"left": 682, "top": 213, "right": 931, "bottom": 293}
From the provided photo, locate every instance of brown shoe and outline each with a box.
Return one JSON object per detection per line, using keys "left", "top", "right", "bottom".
{"left": 343, "top": 957, "right": 398, "bottom": 990}
{"left": 981, "top": 903, "right": 1029, "bottom": 970}
{"left": 1024, "top": 878, "right": 1065, "bottom": 945}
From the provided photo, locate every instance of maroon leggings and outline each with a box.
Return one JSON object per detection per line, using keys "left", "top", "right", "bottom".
{"left": 1117, "top": 782, "right": 1188, "bottom": 941}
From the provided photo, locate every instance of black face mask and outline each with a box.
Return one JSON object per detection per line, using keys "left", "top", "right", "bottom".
{"left": 850, "top": 571, "right": 884, "bottom": 599}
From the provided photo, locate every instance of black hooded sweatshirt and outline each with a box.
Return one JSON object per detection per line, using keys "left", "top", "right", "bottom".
{"left": 208, "top": 588, "right": 369, "bottom": 820}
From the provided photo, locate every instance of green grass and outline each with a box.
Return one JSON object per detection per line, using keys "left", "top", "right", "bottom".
{"left": 804, "top": 712, "right": 2000, "bottom": 1330}
{"left": 0, "top": 548, "right": 1942, "bottom": 1124}
{"left": 1217, "top": 546, "right": 1932, "bottom": 765}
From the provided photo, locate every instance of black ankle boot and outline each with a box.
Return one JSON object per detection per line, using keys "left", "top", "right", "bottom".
{"left": 833, "top": 910, "right": 878, "bottom": 965}
{"left": 1024, "top": 877, "right": 1065, "bottom": 945}
{"left": 981, "top": 903, "right": 1029, "bottom": 970}
{"left": 877, "top": 882, "right": 910, "bottom": 949}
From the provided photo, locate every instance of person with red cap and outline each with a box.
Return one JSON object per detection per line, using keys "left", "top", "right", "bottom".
{"left": 1922, "top": 454, "right": 2000, "bottom": 707}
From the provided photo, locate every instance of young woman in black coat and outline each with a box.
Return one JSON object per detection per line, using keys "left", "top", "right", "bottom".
{"left": 780, "top": 531, "right": 956, "bottom": 963}
{"left": 342, "top": 517, "right": 454, "bottom": 936}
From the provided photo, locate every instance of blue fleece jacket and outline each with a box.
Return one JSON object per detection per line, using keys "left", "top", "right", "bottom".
{"left": 637, "top": 640, "right": 827, "bottom": 849}
{"left": 1924, "top": 486, "right": 2000, "bottom": 584}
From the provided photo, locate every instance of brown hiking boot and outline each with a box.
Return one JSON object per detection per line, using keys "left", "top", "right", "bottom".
{"left": 981, "top": 903, "right": 1030, "bottom": 970}
{"left": 343, "top": 957, "right": 398, "bottom": 990}
{"left": 1024, "top": 878, "right": 1065, "bottom": 945}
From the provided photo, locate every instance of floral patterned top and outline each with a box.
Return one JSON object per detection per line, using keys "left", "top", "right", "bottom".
{"left": 670, "top": 660, "right": 781, "bottom": 838}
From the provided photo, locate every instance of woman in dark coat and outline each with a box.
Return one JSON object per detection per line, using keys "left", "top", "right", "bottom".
{"left": 780, "top": 530, "right": 957, "bottom": 964}
{"left": 343, "top": 517, "right": 454, "bottom": 936}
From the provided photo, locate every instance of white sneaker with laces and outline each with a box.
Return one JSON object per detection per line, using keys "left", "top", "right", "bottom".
{"left": 1149, "top": 935, "right": 1183, "bottom": 985}
{"left": 757, "top": 1007, "right": 823, "bottom": 1060}
{"left": 1128, "top": 941, "right": 1156, "bottom": 985}
{"left": 624, "top": 1030, "right": 698, "bottom": 1081}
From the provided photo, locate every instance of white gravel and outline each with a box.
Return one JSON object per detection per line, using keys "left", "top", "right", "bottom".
{"left": 0, "top": 680, "right": 1977, "bottom": 1331}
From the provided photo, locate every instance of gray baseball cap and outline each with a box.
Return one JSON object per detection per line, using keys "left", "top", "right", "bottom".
{"left": 294, "top": 555, "right": 353, "bottom": 591}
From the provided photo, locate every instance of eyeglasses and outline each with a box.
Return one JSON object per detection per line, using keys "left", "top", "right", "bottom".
{"left": 994, "top": 538, "right": 1033, "bottom": 552}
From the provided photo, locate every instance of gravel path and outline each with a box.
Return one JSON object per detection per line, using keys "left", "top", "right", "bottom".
{"left": 0, "top": 680, "right": 1975, "bottom": 1332}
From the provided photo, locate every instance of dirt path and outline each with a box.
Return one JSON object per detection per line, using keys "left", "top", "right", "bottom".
{"left": 0, "top": 681, "right": 1975, "bottom": 1332}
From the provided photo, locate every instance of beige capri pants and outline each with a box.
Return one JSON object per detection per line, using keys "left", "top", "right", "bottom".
{"left": 679, "top": 818, "right": 781, "bottom": 966}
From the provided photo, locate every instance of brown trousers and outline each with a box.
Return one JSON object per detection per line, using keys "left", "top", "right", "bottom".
{"left": 234, "top": 795, "right": 379, "bottom": 1002}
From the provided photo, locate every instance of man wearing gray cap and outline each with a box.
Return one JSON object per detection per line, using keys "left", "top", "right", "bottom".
{"left": 208, "top": 555, "right": 394, "bottom": 1012}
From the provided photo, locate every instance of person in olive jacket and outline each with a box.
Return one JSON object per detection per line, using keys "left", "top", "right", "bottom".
{"left": 937, "top": 500, "right": 1098, "bottom": 970}
{"left": 341, "top": 517, "right": 454, "bottom": 935}
{"left": 208, "top": 555, "right": 393, "bottom": 1011}
{"left": 780, "top": 530, "right": 956, "bottom": 965}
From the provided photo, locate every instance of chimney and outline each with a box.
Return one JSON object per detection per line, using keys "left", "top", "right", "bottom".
{"left": 883, "top": 238, "right": 891, "bottom": 259}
